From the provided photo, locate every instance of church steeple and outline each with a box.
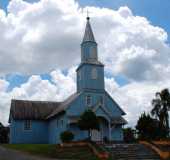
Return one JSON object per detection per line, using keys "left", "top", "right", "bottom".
{"left": 82, "top": 17, "right": 96, "bottom": 43}
{"left": 81, "top": 17, "right": 98, "bottom": 63}
{"left": 77, "top": 17, "right": 104, "bottom": 92}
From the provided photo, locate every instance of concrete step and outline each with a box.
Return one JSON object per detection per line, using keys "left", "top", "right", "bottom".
{"left": 104, "top": 143, "right": 160, "bottom": 160}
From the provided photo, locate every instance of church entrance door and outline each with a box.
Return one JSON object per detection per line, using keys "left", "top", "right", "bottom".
{"left": 91, "top": 129, "right": 102, "bottom": 141}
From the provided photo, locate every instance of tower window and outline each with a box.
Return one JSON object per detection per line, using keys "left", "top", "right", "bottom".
{"left": 92, "top": 68, "right": 97, "bottom": 79}
{"left": 90, "top": 47, "right": 97, "bottom": 59}
{"left": 86, "top": 95, "right": 91, "bottom": 106}
{"left": 24, "top": 120, "right": 32, "bottom": 130}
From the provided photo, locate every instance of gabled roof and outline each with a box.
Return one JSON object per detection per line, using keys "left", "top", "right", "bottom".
{"left": 9, "top": 92, "right": 80, "bottom": 122}
{"left": 92, "top": 102, "right": 112, "bottom": 118}
{"left": 82, "top": 17, "right": 96, "bottom": 43}
{"left": 47, "top": 92, "right": 80, "bottom": 119}
{"left": 105, "top": 91, "right": 126, "bottom": 116}
{"left": 9, "top": 100, "right": 61, "bottom": 122}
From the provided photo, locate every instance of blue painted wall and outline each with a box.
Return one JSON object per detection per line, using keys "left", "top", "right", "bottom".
{"left": 10, "top": 119, "right": 48, "bottom": 144}
{"left": 10, "top": 90, "right": 125, "bottom": 144}
{"left": 111, "top": 125, "right": 123, "bottom": 141}
{"left": 77, "top": 64, "right": 104, "bottom": 92}
{"left": 67, "top": 91, "right": 106, "bottom": 116}
{"left": 77, "top": 36, "right": 104, "bottom": 93}
{"left": 81, "top": 41, "right": 98, "bottom": 62}
{"left": 67, "top": 91, "right": 124, "bottom": 118}
{"left": 105, "top": 91, "right": 125, "bottom": 116}
{"left": 66, "top": 91, "right": 124, "bottom": 141}
{"left": 48, "top": 114, "right": 67, "bottom": 144}
{"left": 68, "top": 124, "right": 88, "bottom": 141}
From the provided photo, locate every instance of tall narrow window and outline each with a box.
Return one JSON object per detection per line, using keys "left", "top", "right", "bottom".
{"left": 79, "top": 71, "right": 81, "bottom": 80}
{"left": 24, "top": 120, "right": 31, "bottom": 130}
{"left": 90, "top": 47, "right": 97, "bottom": 59}
{"left": 56, "top": 119, "right": 59, "bottom": 127}
{"left": 86, "top": 95, "right": 91, "bottom": 106}
{"left": 91, "top": 68, "right": 97, "bottom": 79}
{"left": 99, "top": 96, "right": 104, "bottom": 105}
{"left": 61, "top": 119, "right": 64, "bottom": 127}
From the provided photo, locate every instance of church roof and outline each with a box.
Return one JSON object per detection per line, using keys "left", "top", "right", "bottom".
{"left": 9, "top": 93, "right": 80, "bottom": 122}
{"left": 47, "top": 92, "right": 80, "bottom": 119}
{"left": 9, "top": 100, "right": 61, "bottom": 121}
{"left": 111, "top": 117, "right": 127, "bottom": 125}
{"left": 82, "top": 17, "right": 96, "bottom": 43}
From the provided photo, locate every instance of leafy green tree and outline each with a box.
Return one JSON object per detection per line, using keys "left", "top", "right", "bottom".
{"left": 151, "top": 88, "right": 170, "bottom": 137}
{"left": 136, "top": 112, "right": 160, "bottom": 140}
{"left": 123, "top": 127, "right": 136, "bottom": 143}
{"left": 78, "top": 109, "right": 99, "bottom": 141}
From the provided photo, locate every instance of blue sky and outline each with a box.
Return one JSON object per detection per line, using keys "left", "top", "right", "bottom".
{"left": 0, "top": 0, "right": 169, "bottom": 90}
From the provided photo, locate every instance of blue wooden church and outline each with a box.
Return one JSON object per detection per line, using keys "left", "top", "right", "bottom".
{"left": 9, "top": 17, "right": 127, "bottom": 144}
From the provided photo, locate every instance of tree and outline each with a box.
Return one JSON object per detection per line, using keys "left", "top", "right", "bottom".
{"left": 123, "top": 127, "right": 136, "bottom": 143}
{"left": 136, "top": 112, "right": 160, "bottom": 140}
{"left": 78, "top": 109, "right": 99, "bottom": 141}
{"left": 0, "top": 122, "right": 9, "bottom": 143}
{"left": 151, "top": 88, "right": 170, "bottom": 137}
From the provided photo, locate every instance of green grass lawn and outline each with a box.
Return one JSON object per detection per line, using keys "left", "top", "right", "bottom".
{"left": 2, "top": 144, "right": 99, "bottom": 160}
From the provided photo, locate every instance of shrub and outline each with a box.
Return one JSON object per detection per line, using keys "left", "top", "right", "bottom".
{"left": 60, "top": 131, "right": 74, "bottom": 143}
{"left": 78, "top": 109, "right": 99, "bottom": 140}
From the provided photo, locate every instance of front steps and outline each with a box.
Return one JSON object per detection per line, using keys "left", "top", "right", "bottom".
{"left": 105, "top": 143, "right": 161, "bottom": 160}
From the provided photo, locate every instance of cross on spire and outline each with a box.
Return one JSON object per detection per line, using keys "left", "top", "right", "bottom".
{"left": 82, "top": 10, "right": 96, "bottom": 43}
{"left": 87, "top": 9, "right": 90, "bottom": 20}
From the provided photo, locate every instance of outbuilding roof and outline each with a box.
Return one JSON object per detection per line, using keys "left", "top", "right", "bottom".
{"left": 9, "top": 100, "right": 61, "bottom": 121}
{"left": 9, "top": 92, "right": 79, "bottom": 122}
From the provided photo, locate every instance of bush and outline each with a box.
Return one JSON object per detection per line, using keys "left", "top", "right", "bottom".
{"left": 123, "top": 127, "right": 136, "bottom": 143}
{"left": 60, "top": 131, "right": 74, "bottom": 143}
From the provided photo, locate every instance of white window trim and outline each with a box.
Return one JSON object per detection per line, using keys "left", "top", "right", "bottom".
{"left": 23, "top": 120, "right": 32, "bottom": 131}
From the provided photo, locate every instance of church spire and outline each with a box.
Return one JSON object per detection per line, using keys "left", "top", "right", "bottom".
{"left": 82, "top": 16, "right": 96, "bottom": 43}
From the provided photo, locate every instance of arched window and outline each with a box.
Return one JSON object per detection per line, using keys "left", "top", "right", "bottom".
{"left": 91, "top": 68, "right": 97, "bottom": 79}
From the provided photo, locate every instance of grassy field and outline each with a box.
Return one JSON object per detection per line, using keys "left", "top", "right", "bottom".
{"left": 2, "top": 144, "right": 99, "bottom": 160}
